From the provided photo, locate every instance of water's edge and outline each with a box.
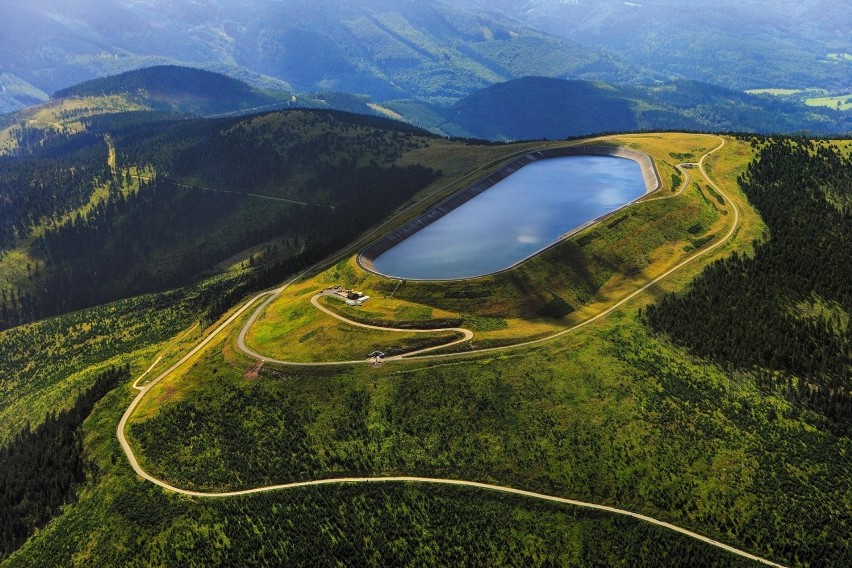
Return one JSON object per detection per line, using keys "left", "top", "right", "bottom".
{"left": 357, "top": 145, "right": 660, "bottom": 281}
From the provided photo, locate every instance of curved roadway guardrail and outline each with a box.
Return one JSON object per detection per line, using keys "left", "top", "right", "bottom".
{"left": 357, "top": 145, "right": 660, "bottom": 279}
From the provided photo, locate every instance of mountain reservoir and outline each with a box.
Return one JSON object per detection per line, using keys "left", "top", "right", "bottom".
{"left": 363, "top": 152, "right": 653, "bottom": 280}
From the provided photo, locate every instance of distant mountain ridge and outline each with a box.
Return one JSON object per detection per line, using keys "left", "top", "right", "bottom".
{"left": 52, "top": 66, "right": 290, "bottom": 116}
{"left": 448, "top": 78, "right": 637, "bottom": 139}
{"left": 5, "top": 68, "right": 848, "bottom": 153}
{"left": 387, "top": 77, "right": 850, "bottom": 140}
{"left": 0, "top": 0, "right": 648, "bottom": 113}
{"left": 456, "top": 0, "right": 851, "bottom": 93}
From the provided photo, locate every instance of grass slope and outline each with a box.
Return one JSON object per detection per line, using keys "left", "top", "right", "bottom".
{"left": 2, "top": 133, "right": 849, "bottom": 567}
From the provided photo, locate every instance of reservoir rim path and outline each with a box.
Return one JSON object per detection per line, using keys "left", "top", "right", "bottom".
{"left": 357, "top": 145, "right": 660, "bottom": 282}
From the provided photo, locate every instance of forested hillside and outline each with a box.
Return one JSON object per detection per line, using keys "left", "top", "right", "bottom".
{"left": 0, "top": 109, "right": 438, "bottom": 329}
{"left": 458, "top": 0, "right": 851, "bottom": 92}
{"left": 647, "top": 138, "right": 851, "bottom": 423}
{"left": 0, "top": 129, "right": 848, "bottom": 566}
{"left": 0, "top": 131, "right": 107, "bottom": 248}
{"left": 388, "top": 77, "right": 849, "bottom": 139}
{"left": 0, "top": 0, "right": 642, "bottom": 108}
{"left": 0, "top": 0, "right": 848, "bottom": 563}
{"left": 53, "top": 66, "right": 291, "bottom": 116}
{"left": 0, "top": 366, "right": 126, "bottom": 559}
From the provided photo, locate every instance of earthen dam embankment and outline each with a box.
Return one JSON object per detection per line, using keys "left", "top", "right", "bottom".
{"left": 357, "top": 146, "right": 660, "bottom": 277}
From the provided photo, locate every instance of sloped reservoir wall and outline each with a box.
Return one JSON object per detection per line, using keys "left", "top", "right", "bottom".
{"left": 358, "top": 146, "right": 660, "bottom": 276}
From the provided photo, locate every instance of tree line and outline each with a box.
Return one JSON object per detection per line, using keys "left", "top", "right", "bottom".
{"left": 0, "top": 109, "right": 438, "bottom": 330}
{"left": 198, "top": 163, "right": 438, "bottom": 328}
{"left": 645, "top": 137, "right": 851, "bottom": 422}
{"left": 0, "top": 366, "right": 127, "bottom": 559}
{"left": 0, "top": 129, "right": 107, "bottom": 249}
{"left": 1, "top": 162, "right": 436, "bottom": 331}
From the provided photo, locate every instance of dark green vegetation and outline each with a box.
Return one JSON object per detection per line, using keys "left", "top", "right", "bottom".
{"left": 0, "top": 269, "right": 254, "bottom": 443}
{"left": 5, "top": 480, "right": 754, "bottom": 567}
{"left": 118, "top": 134, "right": 847, "bottom": 566}
{"left": 0, "top": 131, "right": 106, "bottom": 248}
{"left": 1, "top": 120, "right": 849, "bottom": 566}
{"left": 0, "top": 366, "right": 125, "bottom": 560}
{"left": 457, "top": 0, "right": 851, "bottom": 93}
{"left": 0, "top": 249, "right": 765, "bottom": 568}
{"left": 388, "top": 77, "right": 850, "bottom": 139}
{"left": 647, "top": 139, "right": 851, "bottom": 423}
{"left": 0, "top": 109, "right": 438, "bottom": 329}
{"left": 358, "top": 184, "right": 722, "bottom": 328}
{"left": 127, "top": 314, "right": 850, "bottom": 566}
{"left": 52, "top": 66, "right": 291, "bottom": 116}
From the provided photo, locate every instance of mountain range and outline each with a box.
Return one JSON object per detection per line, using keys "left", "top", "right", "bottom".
{"left": 388, "top": 76, "right": 850, "bottom": 139}
{"left": 456, "top": 0, "right": 852, "bottom": 92}
{"left": 0, "top": 0, "right": 650, "bottom": 112}
{"left": 4, "top": 67, "right": 848, "bottom": 150}
{"left": 0, "top": 3, "right": 850, "bottom": 566}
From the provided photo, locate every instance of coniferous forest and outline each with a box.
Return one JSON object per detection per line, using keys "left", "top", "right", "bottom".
{"left": 0, "top": 366, "right": 126, "bottom": 559}
{"left": 0, "top": 130, "right": 107, "bottom": 249}
{"left": 646, "top": 138, "right": 851, "bottom": 423}
{"left": 0, "top": 121, "right": 848, "bottom": 566}
{"left": 0, "top": 110, "right": 438, "bottom": 330}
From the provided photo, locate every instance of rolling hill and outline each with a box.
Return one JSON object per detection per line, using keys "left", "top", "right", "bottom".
{"left": 0, "top": 68, "right": 845, "bottom": 314}
{"left": 52, "top": 66, "right": 292, "bottom": 116}
{"left": 0, "top": 3, "right": 849, "bottom": 566}
{"left": 386, "top": 77, "right": 850, "bottom": 140}
{"left": 0, "top": 66, "right": 301, "bottom": 157}
{"left": 0, "top": 129, "right": 848, "bottom": 566}
{"left": 0, "top": 75, "right": 47, "bottom": 115}
{"left": 0, "top": 105, "right": 457, "bottom": 330}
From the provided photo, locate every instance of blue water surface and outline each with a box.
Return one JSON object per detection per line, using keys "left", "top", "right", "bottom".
{"left": 372, "top": 156, "right": 647, "bottom": 280}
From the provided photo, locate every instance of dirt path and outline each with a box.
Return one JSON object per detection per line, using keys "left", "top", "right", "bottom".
{"left": 132, "top": 172, "right": 322, "bottom": 207}
{"left": 116, "top": 136, "right": 786, "bottom": 567}
{"left": 104, "top": 134, "right": 117, "bottom": 177}
{"left": 236, "top": 292, "right": 473, "bottom": 365}
{"left": 311, "top": 293, "right": 474, "bottom": 357}
{"left": 119, "top": 324, "right": 785, "bottom": 566}
{"left": 403, "top": 137, "right": 737, "bottom": 363}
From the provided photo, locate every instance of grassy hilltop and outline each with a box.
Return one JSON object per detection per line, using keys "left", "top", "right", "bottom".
{"left": 0, "top": 131, "right": 850, "bottom": 566}
{"left": 0, "top": 118, "right": 849, "bottom": 565}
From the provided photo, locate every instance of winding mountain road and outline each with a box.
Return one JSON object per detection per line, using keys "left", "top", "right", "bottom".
{"left": 116, "top": 136, "right": 786, "bottom": 567}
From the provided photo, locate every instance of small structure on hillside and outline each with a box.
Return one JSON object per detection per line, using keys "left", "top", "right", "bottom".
{"left": 367, "top": 351, "right": 386, "bottom": 366}
{"left": 329, "top": 286, "right": 370, "bottom": 306}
